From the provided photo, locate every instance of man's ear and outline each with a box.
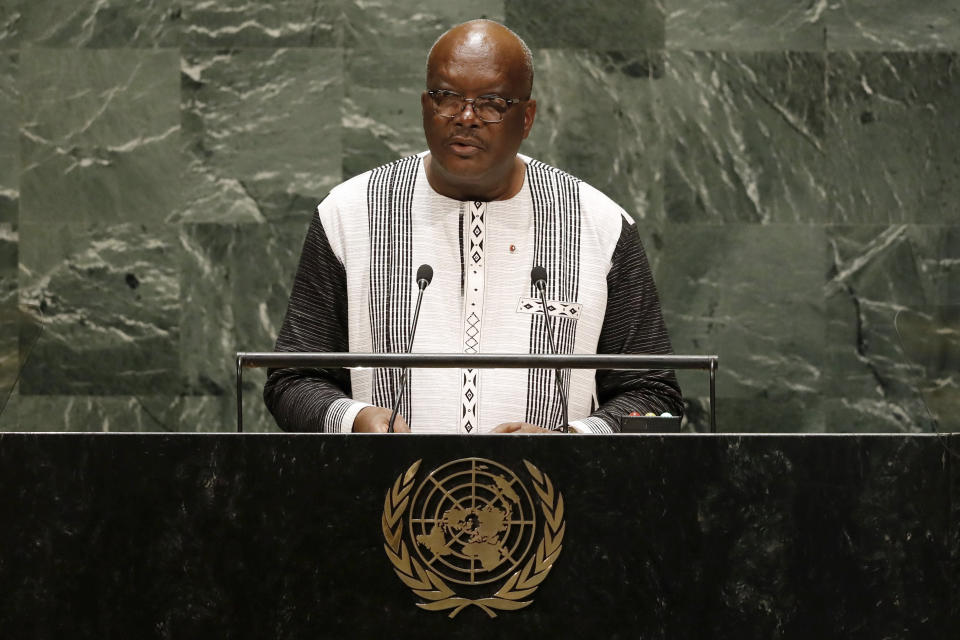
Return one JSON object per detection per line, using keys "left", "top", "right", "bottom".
{"left": 521, "top": 99, "right": 537, "bottom": 139}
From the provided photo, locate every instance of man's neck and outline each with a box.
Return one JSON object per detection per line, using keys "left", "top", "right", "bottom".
{"left": 423, "top": 156, "right": 526, "bottom": 202}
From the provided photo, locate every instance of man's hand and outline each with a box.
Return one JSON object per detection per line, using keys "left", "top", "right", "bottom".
{"left": 353, "top": 406, "right": 410, "bottom": 433}
{"left": 492, "top": 422, "right": 560, "bottom": 434}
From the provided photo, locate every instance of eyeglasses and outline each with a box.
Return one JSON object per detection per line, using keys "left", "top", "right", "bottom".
{"left": 427, "top": 89, "right": 526, "bottom": 123}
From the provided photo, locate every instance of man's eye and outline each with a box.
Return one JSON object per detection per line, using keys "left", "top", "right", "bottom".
{"left": 478, "top": 98, "right": 507, "bottom": 111}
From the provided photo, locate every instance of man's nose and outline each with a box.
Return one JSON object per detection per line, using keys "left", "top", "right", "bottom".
{"left": 453, "top": 101, "right": 481, "bottom": 126}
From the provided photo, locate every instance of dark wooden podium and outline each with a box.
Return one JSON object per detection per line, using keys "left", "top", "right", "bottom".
{"left": 0, "top": 432, "right": 956, "bottom": 638}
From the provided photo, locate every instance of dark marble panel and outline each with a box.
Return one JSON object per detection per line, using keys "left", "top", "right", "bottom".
{"left": 506, "top": 0, "right": 664, "bottom": 50}
{"left": 12, "top": 390, "right": 271, "bottom": 433}
{"left": 887, "top": 276, "right": 959, "bottom": 433}
{"left": 18, "top": 223, "right": 181, "bottom": 395}
{"left": 177, "top": 48, "right": 341, "bottom": 223}
{"left": 924, "top": 386, "right": 960, "bottom": 434}
{"left": 825, "top": 225, "right": 959, "bottom": 433}
{"left": 844, "top": 436, "right": 958, "bottom": 631}
{"left": 18, "top": 0, "right": 180, "bottom": 47}
{"left": 179, "top": 222, "right": 304, "bottom": 414}
{"left": 340, "top": 0, "right": 505, "bottom": 50}
{"left": 0, "top": 306, "right": 44, "bottom": 431}
{"left": 0, "top": 224, "right": 16, "bottom": 414}
{"left": 342, "top": 48, "right": 424, "bottom": 179}
{"left": 19, "top": 49, "right": 181, "bottom": 225}
{"left": 180, "top": 0, "right": 340, "bottom": 48}
{"left": 0, "top": 384, "right": 15, "bottom": 429}
{"left": 226, "top": 377, "right": 281, "bottom": 433}
{"left": 665, "top": 0, "right": 826, "bottom": 51}
{"left": 523, "top": 49, "right": 661, "bottom": 219}
{"left": 952, "top": 446, "right": 960, "bottom": 611}
{"left": 824, "top": 397, "right": 933, "bottom": 435}
{"left": 2, "top": 307, "right": 44, "bottom": 431}
{"left": 0, "top": 51, "right": 17, "bottom": 225}
{"left": 0, "top": 230, "right": 14, "bottom": 294}
{"left": 3, "top": 389, "right": 271, "bottom": 433}
{"left": 654, "top": 224, "right": 826, "bottom": 409}
{"left": 222, "top": 222, "right": 311, "bottom": 355}
{"left": 14, "top": 395, "right": 183, "bottom": 432}
{"left": 0, "top": 434, "right": 953, "bottom": 637}
{"left": 657, "top": 51, "right": 828, "bottom": 223}
{"left": 0, "top": 0, "right": 20, "bottom": 48}
{"left": 826, "top": 0, "right": 960, "bottom": 50}
{"left": 826, "top": 52, "right": 960, "bottom": 224}
{"left": 685, "top": 394, "right": 826, "bottom": 434}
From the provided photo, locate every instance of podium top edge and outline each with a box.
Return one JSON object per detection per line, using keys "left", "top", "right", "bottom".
{"left": 1, "top": 432, "right": 951, "bottom": 439}
{"left": 236, "top": 352, "right": 719, "bottom": 370}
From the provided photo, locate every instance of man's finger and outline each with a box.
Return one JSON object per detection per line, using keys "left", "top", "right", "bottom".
{"left": 520, "top": 424, "right": 559, "bottom": 434}
{"left": 391, "top": 414, "right": 411, "bottom": 433}
{"left": 493, "top": 422, "right": 559, "bottom": 434}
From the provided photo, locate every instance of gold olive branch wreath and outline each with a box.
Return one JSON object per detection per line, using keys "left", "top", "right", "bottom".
{"left": 382, "top": 459, "right": 565, "bottom": 618}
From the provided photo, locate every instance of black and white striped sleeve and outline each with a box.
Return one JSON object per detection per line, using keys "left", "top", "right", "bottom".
{"left": 263, "top": 209, "right": 369, "bottom": 432}
{"left": 570, "top": 218, "right": 683, "bottom": 433}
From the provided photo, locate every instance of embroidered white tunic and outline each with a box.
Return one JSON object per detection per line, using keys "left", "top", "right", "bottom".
{"left": 264, "top": 153, "right": 682, "bottom": 434}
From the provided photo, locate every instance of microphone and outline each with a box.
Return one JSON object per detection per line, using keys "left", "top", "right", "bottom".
{"left": 416, "top": 263, "right": 433, "bottom": 289}
{"left": 530, "top": 265, "right": 548, "bottom": 289}
{"left": 388, "top": 263, "right": 433, "bottom": 432}
{"left": 530, "top": 266, "right": 569, "bottom": 433}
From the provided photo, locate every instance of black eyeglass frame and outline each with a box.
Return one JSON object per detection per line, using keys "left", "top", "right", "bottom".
{"left": 427, "top": 89, "right": 528, "bottom": 123}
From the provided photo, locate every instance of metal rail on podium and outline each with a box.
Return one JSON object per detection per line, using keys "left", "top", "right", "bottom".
{"left": 236, "top": 352, "right": 718, "bottom": 433}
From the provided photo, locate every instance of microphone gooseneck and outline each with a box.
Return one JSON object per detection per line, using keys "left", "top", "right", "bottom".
{"left": 388, "top": 263, "right": 433, "bottom": 433}
{"left": 530, "top": 266, "right": 570, "bottom": 433}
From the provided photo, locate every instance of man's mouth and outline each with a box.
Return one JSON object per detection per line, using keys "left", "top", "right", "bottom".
{"left": 448, "top": 137, "right": 484, "bottom": 155}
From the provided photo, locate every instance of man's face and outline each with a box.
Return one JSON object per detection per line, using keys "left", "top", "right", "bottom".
{"left": 421, "top": 46, "right": 536, "bottom": 192}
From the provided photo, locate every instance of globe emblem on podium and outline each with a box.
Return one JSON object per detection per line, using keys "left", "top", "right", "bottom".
{"left": 408, "top": 458, "right": 538, "bottom": 585}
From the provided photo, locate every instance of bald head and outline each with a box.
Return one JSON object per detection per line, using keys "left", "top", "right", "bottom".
{"left": 427, "top": 19, "right": 534, "bottom": 98}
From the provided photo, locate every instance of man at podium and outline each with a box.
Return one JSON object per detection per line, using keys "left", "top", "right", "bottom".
{"left": 264, "top": 19, "right": 682, "bottom": 434}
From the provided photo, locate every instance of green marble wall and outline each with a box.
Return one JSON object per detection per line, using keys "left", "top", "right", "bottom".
{"left": 0, "top": 1, "right": 956, "bottom": 433}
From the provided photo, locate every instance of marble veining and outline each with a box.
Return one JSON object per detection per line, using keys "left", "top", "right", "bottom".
{"left": 0, "top": 51, "right": 17, "bottom": 225}
{"left": 507, "top": 0, "right": 664, "bottom": 50}
{"left": 657, "top": 51, "right": 828, "bottom": 223}
{"left": 178, "top": 0, "right": 504, "bottom": 49}
{"left": 339, "top": 0, "right": 505, "bottom": 49}
{"left": 666, "top": 0, "right": 827, "bottom": 51}
{"left": 18, "top": 224, "right": 180, "bottom": 395}
{"left": 654, "top": 224, "right": 826, "bottom": 431}
{"left": 342, "top": 48, "right": 429, "bottom": 180}
{"left": 524, "top": 49, "right": 662, "bottom": 219}
{"left": 20, "top": 48, "right": 181, "bottom": 225}
{"left": 0, "top": 1, "right": 20, "bottom": 48}
{"left": 825, "top": 0, "right": 960, "bottom": 50}
{"left": 176, "top": 48, "right": 342, "bottom": 223}
{"left": 18, "top": 0, "right": 180, "bottom": 48}
{"left": 826, "top": 225, "right": 959, "bottom": 432}
{"left": 181, "top": 0, "right": 339, "bottom": 48}
{"left": 825, "top": 52, "right": 960, "bottom": 224}
{"left": 0, "top": 223, "right": 16, "bottom": 416}
{"left": 179, "top": 222, "right": 304, "bottom": 404}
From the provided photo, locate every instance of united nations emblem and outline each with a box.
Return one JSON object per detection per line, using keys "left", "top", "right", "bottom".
{"left": 382, "top": 457, "right": 565, "bottom": 618}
